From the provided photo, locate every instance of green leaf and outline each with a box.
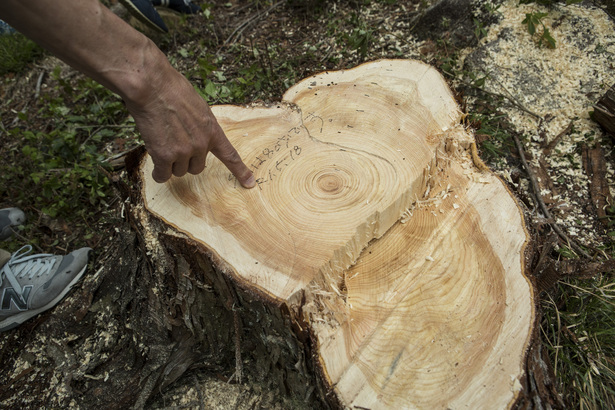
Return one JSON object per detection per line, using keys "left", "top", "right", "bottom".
{"left": 474, "top": 76, "right": 486, "bottom": 87}
{"left": 522, "top": 14, "right": 536, "bottom": 35}
{"left": 197, "top": 58, "right": 217, "bottom": 77}
{"left": 204, "top": 81, "right": 217, "bottom": 98}
{"left": 67, "top": 115, "right": 86, "bottom": 123}
{"left": 542, "top": 28, "right": 556, "bottom": 48}
{"left": 30, "top": 172, "right": 43, "bottom": 184}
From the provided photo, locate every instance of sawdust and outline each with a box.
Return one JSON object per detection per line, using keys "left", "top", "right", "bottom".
{"left": 462, "top": 0, "right": 615, "bottom": 249}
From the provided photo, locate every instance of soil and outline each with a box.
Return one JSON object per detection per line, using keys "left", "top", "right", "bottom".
{"left": 0, "top": 0, "right": 614, "bottom": 408}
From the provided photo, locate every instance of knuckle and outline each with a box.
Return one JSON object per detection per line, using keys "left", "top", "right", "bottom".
{"left": 188, "top": 160, "right": 206, "bottom": 175}
{"left": 151, "top": 149, "right": 175, "bottom": 165}
{"left": 224, "top": 149, "right": 243, "bottom": 165}
{"left": 215, "top": 142, "right": 241, "bottom": 163}
{"left": 152, "top": 168, "right": 170, "bottom": 183}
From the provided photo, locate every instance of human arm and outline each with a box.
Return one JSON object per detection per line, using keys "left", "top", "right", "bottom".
{"left": 0, "top": 0, "right": 255, "bottom": 187}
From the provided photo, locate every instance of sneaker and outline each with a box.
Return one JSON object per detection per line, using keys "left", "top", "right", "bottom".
{"left": 0, "top": 208, "right": 26, "bottom": 241}
{"left": 0, "top": 245, "right": 91, "bottom": 332}
{"left": 119, "top": 0, "right": 169, "bottom": 33}
{"left": 152, "top": 0, "right": 201, "bottom": 14}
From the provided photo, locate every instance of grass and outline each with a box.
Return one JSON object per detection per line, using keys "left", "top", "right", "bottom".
{"left": 467, "top": 111, "right": 514, "bottom": 161}
{"left": 0, "top": 33, "right": 43, "bottom": 75}
{"left": 542, "top": 275, "right": 615, "bottom": 407}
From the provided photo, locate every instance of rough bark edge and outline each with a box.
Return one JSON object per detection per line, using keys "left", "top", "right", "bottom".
{"left": 582, "top": 141, "right": 613, "bottom": 227}
{"left": 593, "top": 83, "right": 615, "bottom": 138}
{"left": 129, "top": 146, "right": 333, "bottom": 408}
{"left": 510, "top": 200, "right": 565, "bottom": 409}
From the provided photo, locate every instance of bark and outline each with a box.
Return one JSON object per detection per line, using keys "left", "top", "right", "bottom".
{"left": 594, "top": 83, "right": 615, "bottom": 138}
{"left": 582, "top": 142, "right": 614, "bottom": 226}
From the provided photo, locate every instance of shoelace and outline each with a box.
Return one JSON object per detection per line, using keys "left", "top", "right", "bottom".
{"left": 1, "top": 245, "right": 56, "bottom": 304}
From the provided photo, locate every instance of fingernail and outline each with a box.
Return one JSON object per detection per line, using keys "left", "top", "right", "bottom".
{"left": 243, "top": 174, "right": 256, "bottom": 189}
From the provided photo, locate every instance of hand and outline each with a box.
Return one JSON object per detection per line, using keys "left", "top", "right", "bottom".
{"left": 0, "top": 0, "right": 252, "bottom": 187}
{"left": 125, "top": 66, "right": 255, "bottom": 188}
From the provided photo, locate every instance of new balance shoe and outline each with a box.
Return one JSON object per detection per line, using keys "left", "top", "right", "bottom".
{"left": 0, "top": 208, "right": 26, "bottom": 241}
{"left": 152, "top": 0, "right": 201, "bottom": 14}
{"left": 119, "top": 0, "right": 169, "bottom": 33}
{"left": 0, "top": 245, "right": 91, "bottom": 332}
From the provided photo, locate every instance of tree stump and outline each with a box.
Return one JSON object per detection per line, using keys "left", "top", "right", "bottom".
{"left": 135, "top": 59, "right": 535, "bottom": 408}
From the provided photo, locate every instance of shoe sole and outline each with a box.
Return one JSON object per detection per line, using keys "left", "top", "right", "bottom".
{"left": 0, "top": 263, "right": 89, "bottom": 332}
{"left": 118, "top": 0, "right": 168, "bottom": 33}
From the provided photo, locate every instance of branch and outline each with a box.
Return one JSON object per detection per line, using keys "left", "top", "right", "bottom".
{"left": 511, "top": 132, "right": 591, "bottom": 259}
{"left": 456, "top": 73, "right": 543, "bottom": 120}
{"left": 543, "top": 120, "right": 573, "bottom": 157}
{"left": 217, "top": 1, "right": 285, "bottom": 52}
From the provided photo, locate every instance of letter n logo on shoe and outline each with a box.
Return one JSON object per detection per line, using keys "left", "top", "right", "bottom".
{"left": 1, "top": 286, "right": 33, "bottom": 311}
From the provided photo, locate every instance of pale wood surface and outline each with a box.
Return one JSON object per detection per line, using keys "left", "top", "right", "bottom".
{"left": 143, "top": 60, "right": 460, "bottom": 301}
{"left": 306, "top": 160, "right": 532, "bottom": 409}
{"left": 141, "top": 60, "right": 533, "bottom": 408}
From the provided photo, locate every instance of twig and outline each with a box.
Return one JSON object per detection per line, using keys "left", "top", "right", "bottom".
{"left": 9, "top": 228, "right": 45, "bottom": 253}
{"left": 460, "top": 78, "right": 543, "bottom": 120}
{"left": 511, "top": 132, "right": 591, "bottom": 259}
{"left": 488, "top": 73, "right": 544, "bottom": 120}
{"left": 233, "top": 307, "right": 243, "bottom": 384}
{"left": 102, "top": 144, "right": 144, "bottom": 164}
{"left": 217, "top": 1, "right": 284, "bottom": 52}
{"left": 558, "top": 259, "right": 615, "bottom": 278}
{"left": 73, "top": 124, "right": 135, "bottom": 129}
{"left": 543, "top": 120, "right": 573, "bottom": 156}
{"left": 34, "top": 70, "right": 46, "bottom": 100}
{"left": 193, "top": 375, "right": 205, "bottom": 410}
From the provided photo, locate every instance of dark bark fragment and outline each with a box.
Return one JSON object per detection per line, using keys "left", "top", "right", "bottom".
{"left": 581, "top": 142, "right": 613, "bottom": 227}
{"left": 593, "top": 84, "right": 615, "bottom": 138}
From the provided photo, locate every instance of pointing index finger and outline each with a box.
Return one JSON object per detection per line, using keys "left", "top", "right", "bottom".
{"left": 211, "top": 137, "right": 256, "bottom": 189}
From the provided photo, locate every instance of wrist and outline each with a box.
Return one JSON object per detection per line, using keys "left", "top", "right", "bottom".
{"left": 112, "top": 39, "right": 172, "bottom": 109}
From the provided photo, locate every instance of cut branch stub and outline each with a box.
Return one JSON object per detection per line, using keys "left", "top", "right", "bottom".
{"left": 140, "top": 60, "right": 534, "bottom": 408}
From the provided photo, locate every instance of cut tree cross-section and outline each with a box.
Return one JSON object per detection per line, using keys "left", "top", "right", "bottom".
{"left": 138, "top": 59, "right": 534, "bottom": 408}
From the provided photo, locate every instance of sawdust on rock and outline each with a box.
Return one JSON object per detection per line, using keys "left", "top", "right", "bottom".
{"left": 461, "top": 0, "right": 615, "bottom": 249}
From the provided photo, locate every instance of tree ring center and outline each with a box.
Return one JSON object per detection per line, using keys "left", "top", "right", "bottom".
{"left": 317, "top": 173, "right": 343, "bottom": 194}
